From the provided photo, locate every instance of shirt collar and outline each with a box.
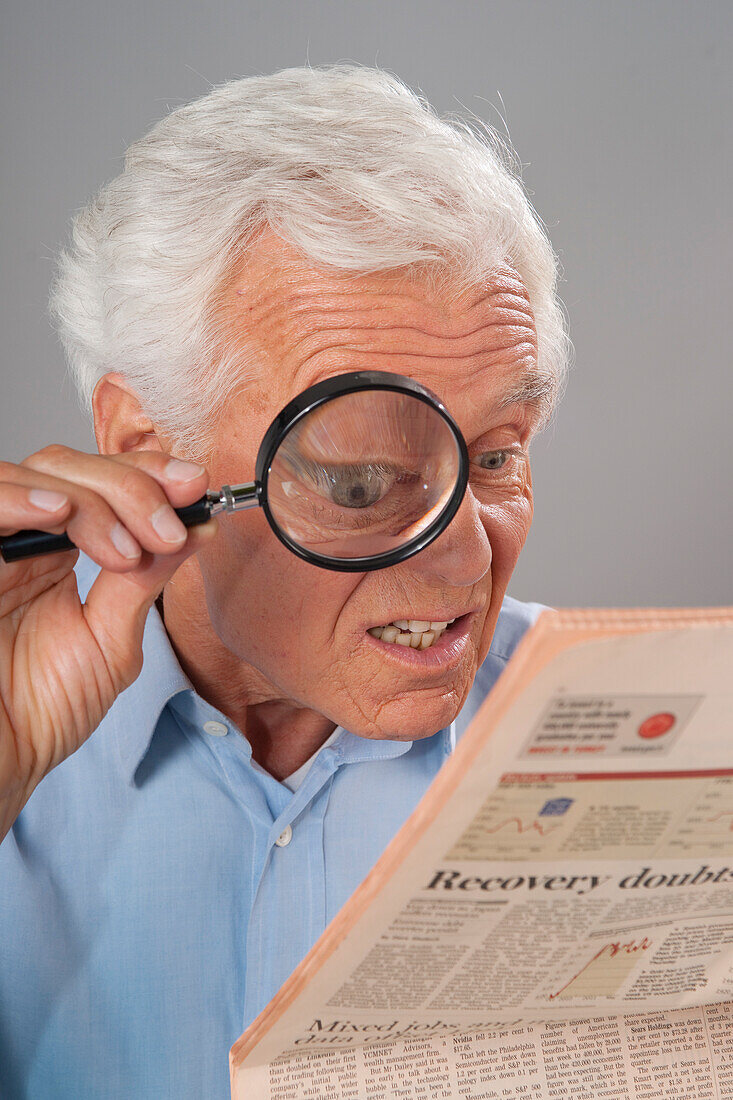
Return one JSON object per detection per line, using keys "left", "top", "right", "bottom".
{"left": 110, "top": 601, "right": 192, "bottom": 786}
{"left": 334, "top": 724, "right": 453, "bottom": 767}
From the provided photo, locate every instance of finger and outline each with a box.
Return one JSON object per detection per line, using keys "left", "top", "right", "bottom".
{"left": 0, "top": 481, "right": 72, "bottom": 537}
{"left": 21, "top": 447, "right": 210, "bottom": 559}
{"left": 22, "top": 446, "right": 210, "bottom": 508}
{"left": 0, "top": 482, "right": 76, "bottom": 589}
{"left": 0, "top": 462, "right": 144, "bottom": 571}
{"left": 95, "top": 450, "right": 211, "bottom": 507}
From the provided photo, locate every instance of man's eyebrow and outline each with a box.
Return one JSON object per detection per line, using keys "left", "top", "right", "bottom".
{"left": 495, "top": 369, "right": 557, "bottom": 413}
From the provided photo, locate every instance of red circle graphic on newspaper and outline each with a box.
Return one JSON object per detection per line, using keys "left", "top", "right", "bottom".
{"left": 637, "top": 712, "right": 676, "bottom": 739}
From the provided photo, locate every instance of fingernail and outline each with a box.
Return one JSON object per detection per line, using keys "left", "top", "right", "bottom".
{"left": 165, "top": 459, "right": 205, "bottom": 483}
{"left": 111, "top": 522, "right": 140, "bottom": 560}
{"left": 28, "top": 489, "right": 69, "bottom": 512}
{"left": 151, "top": 505, "right": 187, "bottom": 544}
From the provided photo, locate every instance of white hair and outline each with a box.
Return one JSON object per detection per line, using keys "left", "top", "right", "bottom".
{"left": 49, "top": 64, "right": 571, "bottom": 458}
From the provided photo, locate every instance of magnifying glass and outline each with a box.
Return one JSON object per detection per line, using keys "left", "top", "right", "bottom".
{"left": 0, "top": 371, "right": 469, "bottom": 572}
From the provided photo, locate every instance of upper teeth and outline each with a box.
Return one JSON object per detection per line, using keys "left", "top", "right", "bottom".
{"left": 367, "top": 618, "right": 457, "bottom": 650}
{"left": 393, "top": 619, "right": 455, "bottom": 632}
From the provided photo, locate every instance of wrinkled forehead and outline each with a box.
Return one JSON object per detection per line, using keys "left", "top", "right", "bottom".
{"left": 212, "top": 229, "right": 540, "bottom": 427}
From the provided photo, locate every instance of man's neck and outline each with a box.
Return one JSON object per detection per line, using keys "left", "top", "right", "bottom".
{"left": 157, "top": 569, "right": 337, "bottom": 781}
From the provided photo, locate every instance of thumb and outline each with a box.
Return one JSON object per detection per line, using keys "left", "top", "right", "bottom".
{"left": 81, "top": 520, "right": 218, "bottom": 689}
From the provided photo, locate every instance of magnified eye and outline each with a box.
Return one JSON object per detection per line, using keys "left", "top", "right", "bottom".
{"left": 319, "top": 462, "right": 413, "bottom": 508}
{"left": 326, "top": 465, "right": 388, "bottom": 508}
{"left": 287, "top": 457, "right": 422, "bottom": 513}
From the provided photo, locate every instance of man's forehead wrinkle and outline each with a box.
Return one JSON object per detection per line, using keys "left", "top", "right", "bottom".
{"left": 230, "top": 308, "right": 539, "bottom": 411}
{"left": 279, "top": 331, "right": 537, "bottom": 411}
{"left": 222, "top": 236, "right": 541, "bottom": 411}
{"left": 294, "top": 340, "right": 530, "bottom": 376}
{"left": 291, "top": 346, "right": 544, "bottom": 433}
{"left": 280, "top": 314, "right": 538, "bottom": 375}
{"left": 224, "top": 224, "right": 532, "bottom": 311}
{"left": 284, "top": 297, "right": 537, "bottom": 345}
{"left": 245, "top": 282, "right": 538, "bottom": 364}
{"left": 228, "top": 253, "right": 535, "bottom": 342}
{"left": 284, "top": 273, "right": 534, "bottom": 324}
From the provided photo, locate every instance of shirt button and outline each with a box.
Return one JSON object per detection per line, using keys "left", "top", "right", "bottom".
{"left": 275, "top": 825, "right": 293, "bottom": 848}
{"left": 203, "top": 720, "right": 228, "bottom": 737}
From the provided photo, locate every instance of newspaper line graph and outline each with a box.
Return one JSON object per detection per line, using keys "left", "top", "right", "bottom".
{"left": 448, "top": 772, "right": 733, "bottom": 861}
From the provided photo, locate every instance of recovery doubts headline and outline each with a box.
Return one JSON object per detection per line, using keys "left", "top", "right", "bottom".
{"left": 425, "top": 865, "right": 733, "bottom": 896}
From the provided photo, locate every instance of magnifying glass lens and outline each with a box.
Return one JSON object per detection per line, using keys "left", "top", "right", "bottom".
{"left": 0, "top": 370, "right": 467, "bottom": 570}
{"left": 266, "top": 389, "right": 461, "bottom": 561}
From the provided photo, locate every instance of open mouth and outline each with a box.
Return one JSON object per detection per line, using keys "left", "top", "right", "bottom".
{"left": 363, "top": 612, "right": 476, "bottom": 670}
{"left": 367, "top": 617, "right": 457, "bottom": 651}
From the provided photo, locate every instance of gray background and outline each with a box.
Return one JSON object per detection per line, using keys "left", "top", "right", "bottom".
{"left": 2, "top": 0, "right": 730, "bottom": 608}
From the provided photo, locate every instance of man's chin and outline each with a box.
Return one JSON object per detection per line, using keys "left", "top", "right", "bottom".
{"left": 348, "top": 695, "right": 465, "bottom": 743}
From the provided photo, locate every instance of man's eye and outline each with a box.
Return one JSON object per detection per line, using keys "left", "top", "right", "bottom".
{"left": 474, "top": 449, "right": 513, "bottom": 471}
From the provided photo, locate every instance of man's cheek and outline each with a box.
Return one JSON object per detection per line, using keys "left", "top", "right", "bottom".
{"left": 484, "top": 498, "right": 533, "bottom": 573}
{"left": 475, "top": 499, "right": 533, "bottom": 664}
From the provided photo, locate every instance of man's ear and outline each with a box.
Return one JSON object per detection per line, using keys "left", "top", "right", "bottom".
{"left": 92, "top": 373, "right": 167, "bottom": 456}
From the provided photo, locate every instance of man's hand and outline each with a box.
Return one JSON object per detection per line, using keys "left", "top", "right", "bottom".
{"left": 0, "top": 446, "right": 217, "bottom": 841}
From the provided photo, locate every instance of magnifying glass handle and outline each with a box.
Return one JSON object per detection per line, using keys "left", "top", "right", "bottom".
{"left": 0, "top": 496, "right": 213, "bottom": 564}
{"left": 0, "top": 483, "right": 260, "bottom": 564}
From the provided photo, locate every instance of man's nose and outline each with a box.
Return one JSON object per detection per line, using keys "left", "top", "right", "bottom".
{"left": 409, "top": 487, "right": 492, "bottom": 587}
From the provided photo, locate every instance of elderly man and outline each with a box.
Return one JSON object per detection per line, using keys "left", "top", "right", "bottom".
{"left": 0, "top": 66, "right": 568, "bottom": 1098}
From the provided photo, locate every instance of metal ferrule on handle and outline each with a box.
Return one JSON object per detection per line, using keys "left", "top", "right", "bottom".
{"left": 212, "top": 482, "right": 259, "bottom": 515}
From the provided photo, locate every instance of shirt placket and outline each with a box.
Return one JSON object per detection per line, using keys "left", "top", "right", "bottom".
{"left": 241, "top": 747, "right": 342, "bottom": 1027}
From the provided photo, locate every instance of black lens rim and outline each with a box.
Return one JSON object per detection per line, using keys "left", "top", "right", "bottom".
{"left": 255, "top": 370, "right": 469, "bottom": 572}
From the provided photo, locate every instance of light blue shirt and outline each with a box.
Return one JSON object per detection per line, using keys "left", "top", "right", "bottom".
{"left": 0, "top": 555, "right": 549, "bottom": 1099}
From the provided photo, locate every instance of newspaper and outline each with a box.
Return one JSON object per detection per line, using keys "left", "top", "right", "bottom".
{"left": 229, "top": 608, "right": 733, "bottom": 1098}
